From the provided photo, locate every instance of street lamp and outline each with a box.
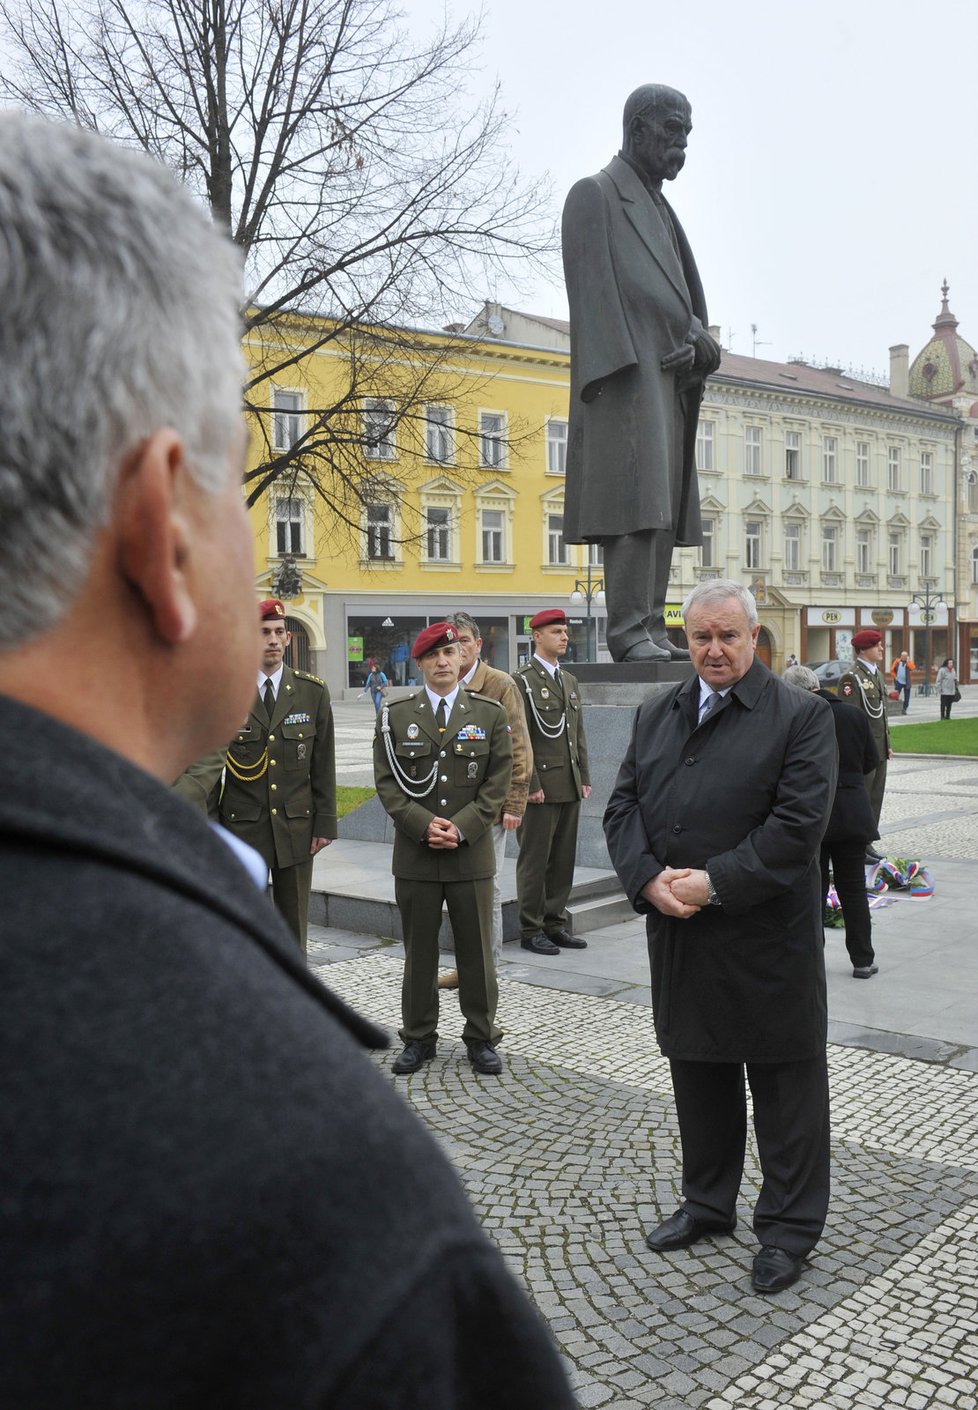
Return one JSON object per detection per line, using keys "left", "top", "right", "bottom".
{"left": 570, "top": 564, "right": 605, "bottom": 662}
{"left": 908, "top": 589, "right": 948, "bottom": 698}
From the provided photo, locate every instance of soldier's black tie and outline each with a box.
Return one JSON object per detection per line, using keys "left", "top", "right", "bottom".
{"left": 262, "top": 678, "right": 276, "bottom": 720}
{"left": 435, "top": 698, "right": 447, "bottom": 734}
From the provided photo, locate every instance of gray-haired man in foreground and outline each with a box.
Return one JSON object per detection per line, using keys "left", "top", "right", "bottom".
{"left": 0, "top": 114, "right": 573, "bottom": 1407}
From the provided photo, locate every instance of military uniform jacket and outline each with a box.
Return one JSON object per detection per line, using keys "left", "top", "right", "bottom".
{"left": 513, "top": 660, "right": 590, "bottom": 804}
{"left": 374, "top": 689, "right": 513, "bottom": 882}
{"left": 220, "top": 666, "right": 337, "bottom": 869}
{"left": 837, "top": 660, "right": 890, "bottom": 756}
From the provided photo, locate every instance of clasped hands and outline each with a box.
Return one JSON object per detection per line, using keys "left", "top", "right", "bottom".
{"left": 426, "top": 816, "right": 460, "bottom": 849}
{"left": 660, "top": 328, "right": 721, "bottom": 378}
{"left": 640, "top": 866, "right": 711, "bottom": 918}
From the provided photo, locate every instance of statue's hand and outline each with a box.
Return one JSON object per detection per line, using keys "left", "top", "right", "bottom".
{"left": 692, "top": 329, "right": 722, "bottom": 374}
{"left": 660, "top": 343, "right": 696, "bottom": 374}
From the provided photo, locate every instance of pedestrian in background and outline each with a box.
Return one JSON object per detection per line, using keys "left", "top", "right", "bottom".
{"left": 935, "top": 657, "right": 959, "bottom": 720}
{"left": 890, "top": 650, "right": 915, "bottom": 714}
{"left": 784, "top": 666, "right": 880, "bottom": 979}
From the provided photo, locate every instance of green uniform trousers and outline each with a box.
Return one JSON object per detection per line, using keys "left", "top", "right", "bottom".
{"left": 516, "top": 798, "right": 581, "bottom": 939}
{"left": 396, "top": 876, "right": 500, "bottom": 1045}
{"left": 270, "top": 858, "right": 314, "bottom": 953}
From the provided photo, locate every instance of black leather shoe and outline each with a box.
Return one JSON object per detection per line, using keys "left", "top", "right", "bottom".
{"left": 864, "top": 846, "right": 885, "bottom": 863}
{"left": 645, "top": 1208, "right": 736, "bottom": 1252}
{"left": 548, "top": 928, "right": 588, "bottom": 949}
{"left": 521, "top": 933, "right": 561, "bottom": 956}
{"left": 853, "top": 964, "right": 879, "bottom": 979}
{"left": 465, "top": 1040, "right": 503, "bottom": 1075}
{"left": 751, "top": 1246, "right": 803, "bottom": 1293}
{"left": 391, "top": 1039, "right": 436, "bottom": 1074}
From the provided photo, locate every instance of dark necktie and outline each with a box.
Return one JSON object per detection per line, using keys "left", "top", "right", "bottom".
{"left": 262, "top": 679, "right": 275, "bottom": 719}
{"left": 554, "top": 666, "right": 562, "bottom": 691}
{"left": 435, "top": 698, "right": 447, "bottom": 733}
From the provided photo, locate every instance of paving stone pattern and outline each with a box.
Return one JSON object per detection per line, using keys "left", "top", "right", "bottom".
{"left": 312, "top": 952, "right": 978, "bottom": 1409}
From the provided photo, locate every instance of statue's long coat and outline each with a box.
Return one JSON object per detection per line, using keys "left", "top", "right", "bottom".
{"left": 562, "top": 154, "right": 711, "bottom": 543}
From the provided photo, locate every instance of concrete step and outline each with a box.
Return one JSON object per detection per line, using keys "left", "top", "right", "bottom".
{"left": 567, "top": 891, "right": 636, "bottom": 932}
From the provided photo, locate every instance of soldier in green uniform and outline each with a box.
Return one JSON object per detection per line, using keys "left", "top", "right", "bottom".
{"left": 374, "top": 622, "right": 513, "bottom": 1076}
{"left": 219, "top": 599, "right": 337, "bottom": 950}
{"left": 512, "top": 608, "right": 592, "bottom": 955}
{"left": 837, "top": 629, "right": 892, "bottom": 849}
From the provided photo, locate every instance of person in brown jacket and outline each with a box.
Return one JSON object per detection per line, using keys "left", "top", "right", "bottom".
{"left": 435, "top": 611, "right": 534, "bottom": 989}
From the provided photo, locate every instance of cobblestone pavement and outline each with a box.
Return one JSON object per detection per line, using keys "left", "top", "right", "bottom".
{"left": 312, "top": 952, "right": 978, "bottom": 1410}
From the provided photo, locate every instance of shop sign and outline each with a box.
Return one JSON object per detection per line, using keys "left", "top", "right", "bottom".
{"left": 348, "top": 636, "right": 364, "bottom": 662}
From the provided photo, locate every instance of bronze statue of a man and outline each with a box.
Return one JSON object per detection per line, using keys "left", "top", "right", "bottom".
{"left": 562, "top": 85, "right": 720, "bottom": 662}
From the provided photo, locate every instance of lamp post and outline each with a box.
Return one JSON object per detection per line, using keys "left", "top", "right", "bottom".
{"left": 908, "top": 589, "right": 947, "bottom": 699}
{"left": 570, "top": 564, "right": 605, "bottom": 662}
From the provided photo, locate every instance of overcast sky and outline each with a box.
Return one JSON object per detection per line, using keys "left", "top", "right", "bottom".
{"left": 426, "top": 0, "right": 978, "bottom": 380}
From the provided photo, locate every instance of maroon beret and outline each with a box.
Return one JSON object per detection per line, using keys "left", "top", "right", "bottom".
{"left": 259, "top": 598, "right": 287, "bottom": 621}
{"left": 411, "top": 621, "right": 458, "bottom": 659}
{"left": 530, "top": 608, "right": 567, "bottom": 630}
{"left": 851, "top": 629, "right": 882, "bottom": 651}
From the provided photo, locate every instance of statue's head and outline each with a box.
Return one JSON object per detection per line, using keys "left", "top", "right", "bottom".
{"left": 622, "top": 85, "right": 692, "bottom": 184}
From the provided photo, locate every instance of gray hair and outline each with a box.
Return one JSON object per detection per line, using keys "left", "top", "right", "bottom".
{"left": 449, "top": 612, "right": 482, "bottom": 640}
{"left": 783, "top": 665, "right": 820, "bottom": 693}
{"left": 681, "top": 579, "right": 759, "bottom": 628}
{"left": 0, "top": 114, "right": 244, "bottom": 643}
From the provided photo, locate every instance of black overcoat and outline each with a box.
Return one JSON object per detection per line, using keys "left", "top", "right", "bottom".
{"left": 561, "top": 153, "right": 710, "bottom": 542}
{"left": 604, "top": 661, "right": 837, "bottom": 1063}
{"left": 817, "top": 689, "right": 880, "bottom": 844}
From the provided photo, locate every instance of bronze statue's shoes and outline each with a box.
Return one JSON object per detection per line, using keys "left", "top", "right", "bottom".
{"left": 651, "top": 637, "right": 690, "bottom": 660}
{"left": 645, "top": 1209, "right": 736, "bottom": 1252}
{"left": 617, "top": 640, "right": 671, "bottom": 663}
{"left": 437, "top": 969, "right": 460, "bottom": 989}
{"left": 751, "top": 1246, "right": 804, "bottom": 1294}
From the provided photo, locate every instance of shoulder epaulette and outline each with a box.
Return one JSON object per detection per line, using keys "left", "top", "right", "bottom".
{"left": 295, "top": 670, "right": 325, "bottom": 686}
{"left": 467, "top": 690, "right": 504, "bottom": 708}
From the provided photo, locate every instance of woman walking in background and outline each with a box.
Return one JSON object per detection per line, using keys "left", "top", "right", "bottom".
{"left": 935, "top": 657, "right": 958, "bottom": 720}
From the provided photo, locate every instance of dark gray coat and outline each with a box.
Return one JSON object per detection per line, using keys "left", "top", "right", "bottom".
{"left": 817, "top": 689, "right": 880, "bottom": 844}
{"left": 562, "top": 154, "right": 710, "bottom": 542}
{"left": 0, "top": 693, "right": 572, "bottom": 1409}
{"left": 604, "top": 661, "right": 837, "bottom": 1063}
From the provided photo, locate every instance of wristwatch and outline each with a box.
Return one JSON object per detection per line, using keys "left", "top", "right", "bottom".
{"left": 705, "top": 871, "right": 721, "bottom": 906}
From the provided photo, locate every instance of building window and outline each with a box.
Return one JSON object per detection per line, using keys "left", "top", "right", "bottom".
{"left": 588, "top": 541, "right": 604, "bottom": 566}
{"left": 887, "top": 447, "right": 901, "bottom": 491}
{"left": 364, "top": 399, "right": 396, "bottom": 460}
{"left": 972, "top": 544, "right": 978, "bottom": 585}
{"left": 696, "top": 419, "right": 715, "bottom": 472}
{"left": 547, "top": 513, "right": 568, "bottom": 565}
{"left": 425, "top": 506, "right": 451, "bottom": 561}
{"left": 888, "top": 531, "right": 902, "bottom": 576}
{"left": 365, "top": 503, "right": 393, "bottom": 561}
{"left": 856, "top": 527, "right": 871, "bottom": 575}
{"left": 920, "top": 533, "right": 934, "bottom": 579}
{"left": 700, "top": 517, "right": 716, "bottom": 567}
{"left": 480, "top": 508, "right": 505, "bottom": 563}
{"left": 785, "top": 431, "right": 802, "bottom": 480}
{"left": 424, "top": 405, "right": 454, "bottom": 464}
{"left": 745, "top": 518, "right": 763, "bottom": 569}
{"left": 275, "top": 496, "right": 305, "bottom": 555}
{"left": 968, "top": 472, "right": 978, "bottom": 514}
{"left": 546, "top": 419, "right": 568, "bottom": 475}
{"left": 920, "top": 451, "right": 934, "bottom": 495}
{"left": 745, "top": 426, "right": 762, "bottom": 476}
{"left": 784, "top": 522, "right": 801, "bottom": 571}
{"left": 856, "top": 441, "right": 871, "bottom": 487}
{"left": 822, "top": 435, "right": 838, "bottom": 484}
{"left": 821, "top": 523, "right": 839, "bottom": 572}
{"left": 479, "top": 411, "right": 507, "bottom": 469}
{"left": 273, "top": 390, "right": 304, "bottom": 451}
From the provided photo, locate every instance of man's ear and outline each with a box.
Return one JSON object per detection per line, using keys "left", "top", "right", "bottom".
{"left": 115, "top": 429, "right": 198, "bottom": 645}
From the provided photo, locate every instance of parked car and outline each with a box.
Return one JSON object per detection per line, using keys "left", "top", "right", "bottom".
{"left": 801, "top": 659, "right": 850, "bottom": 694}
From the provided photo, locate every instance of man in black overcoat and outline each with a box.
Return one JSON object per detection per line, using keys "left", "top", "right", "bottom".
{"left": 0, "top": 114, "right": 574, "bottom": 1407}
{"left": 604, "top": 580, "right": 838, "bottom": 1294}
{"left": 562, "top": 84, "right": 721, "bottom": 662}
